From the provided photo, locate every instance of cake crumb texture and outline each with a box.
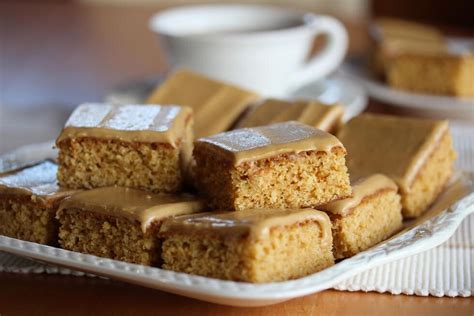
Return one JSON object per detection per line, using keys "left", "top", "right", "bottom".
{"left": 57, "top": 138, "right": 183, "bottom": 193}
{"left": 402, "top": 132, "right": 455, "bottom": 218}
{"left": 58, "top": 209, "right": 161, "bottom": 265}
{"left": 0, "top": 196, "right": 58, "bottom": 245}
{"left": 387, "top": 55, "right": 474, "bottom": 97}
{"left": 161, "top": 220, "right": 334, "bottom": 283}
{"left": 194, "top": 144, "right": 351, "bottom": 211}
{"left": 331, "top": 190, "right": 402, "bottom": 259}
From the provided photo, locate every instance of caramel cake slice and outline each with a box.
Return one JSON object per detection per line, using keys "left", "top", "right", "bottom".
{"left": 0, "top": 161, "right": 77, "bottom": 244}
{"left": 57, "top": 187, "right": 204, "bottom": 266}
{"left": 371, "top": 18, "right": 474, "bottom": 96}
{"left": 236, "top": 98, "right": 344, "bottom": 134}
{"left": 146, "top": 69, "right": 260, "bottom": 138}
{"left": 338, "top": 114, "right": 456, "bottom": 218}
{"left": 56, "top": 103, "right": 193, "bottom": 193}
{"left": 386, "top": 51, "right": 474, "bottom": 97}
{"left": 160, "top": 208, "right": 334, "bottom": 283}
{"left": 370, "top": 17, "right": 446, "bottom": 78}
{"left": 320, "top": 174, "right": 403, "bottom": 259}
{"left": 193, "top": 121, "right": 351, "bottom": 211}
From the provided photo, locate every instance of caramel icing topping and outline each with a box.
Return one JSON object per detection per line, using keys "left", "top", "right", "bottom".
{"left": 0, "top": 161, "right": 75, "bottom": 200}
{"left": 56, "top": 103, "right": 192, "bottom": 147}
{"left": 146, "top": 69, "right": 260, "bottom": 139}
{"left": 320, "top": 174, "right": 398, "bottom": 216}
{"left": 238, "top": 98, "right": 344, "bottom": 132}
{"left": 372, "top": 18, "right": 473, "bottom": 57}
{"left": 338, "top": 114, "right": 449, "bottom": 192}
{"left": 198, "top": 121, "right": 344, "bottom": 165}
{"left": 160, "top": 208, "right": 332, "bottom": 240}
{"left": 372, "top": 18, "right": 444, "bottom": 43}
{"left": 58, "top": 187, "right": 204, "bottom": 232}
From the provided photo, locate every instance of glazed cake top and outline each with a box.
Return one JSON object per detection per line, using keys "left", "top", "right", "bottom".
{"left": 372, "top": 18, "right": 474, "bottom": 58}
{"left": 372, "top": 18, "right": 444, "bottom": 43}
{"left": 159, "top": 208, "right": 332, "bottom": 240}
{"left": 338, "top": 114, "right": 449, "bottom": 192}
{"left": 197, "top": 121, "right": 344, "bottom": 165}
{"left": 320, "top": 174, "right": 398, "bottom": 216}
{"left": 237, "top": 98, "right": 344, "bottom": 132}
{"left": 56, "top": 103, "right": 192, "bottom": 146}
{"left": 146, "top": 69, "right": 259, "bottom": 139}
{"left": 58, "top": 187, "right": 204, "bottom": 232}
{"left": 0, "top": 161, "right": 75, "bottom": 200}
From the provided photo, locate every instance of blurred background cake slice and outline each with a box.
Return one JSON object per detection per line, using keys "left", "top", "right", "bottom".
{"left": 57, "top": 187, "right": 204, "bottom": 266}
{"left": 385, "top": 51, "right": 474, "bottom": 97}
{"left": 236, "top": 98, "right": 344, "bottom": 134}
{"left": 370, "top": 17, "right": 474, "bottom": 96}
{"left": 370, "top": 17, "right": 446, "bottom": 77}
{"left": 338, "top": 114, "right": 456, "bottom": 218}
{"left": 193, "top": 121, "right": 351, "bottom": 211}
{"left": 160, "top": 208, "right": 334, "bottom": 283}
{"left": 147, "top": 69, "right": 260, "bottom": 138}
{"left": 56, "top": 103, "right": 193, "bottom": 193}
{"left": 320, "top": 174, "right": 402, "bottom": 259}
{"left": 0, "top": 161, "right": 76, "bottom": 245}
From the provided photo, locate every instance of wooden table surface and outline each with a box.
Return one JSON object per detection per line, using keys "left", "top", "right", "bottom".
{"left": 0, "top": 2, "right": 472, "bottom": 315}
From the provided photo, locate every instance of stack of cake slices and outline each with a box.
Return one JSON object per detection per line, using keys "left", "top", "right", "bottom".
{"left": 0, "top": 69, "right": 456, "bottom": 283}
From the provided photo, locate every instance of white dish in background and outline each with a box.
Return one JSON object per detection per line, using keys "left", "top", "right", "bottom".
{"left": 340, "top": 38, "right": 474, "bottom": 120}
{"left": 105, "top": 72, "right": 367, "bottom": 122}
{"left": 0, "top": 143, "right": 473, "bottom": 307}
{"left": 149, "top": 4, "right": 348, "bottom": 96}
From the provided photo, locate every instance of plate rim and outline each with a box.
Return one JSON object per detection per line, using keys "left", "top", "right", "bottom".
{"left": 1, "top": 190, "right": 472, "bottom": 306}
{"left": 0, "top": 142, "right": 473, "bottom": 306}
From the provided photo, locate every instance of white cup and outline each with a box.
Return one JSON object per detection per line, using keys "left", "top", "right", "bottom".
{"left": 149, "top": 4, "right": 348, "bottom": 96}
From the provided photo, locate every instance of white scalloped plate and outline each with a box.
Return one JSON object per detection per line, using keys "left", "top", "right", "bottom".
{"left": 1, "top": 143, "right": 474, "bottom": 307}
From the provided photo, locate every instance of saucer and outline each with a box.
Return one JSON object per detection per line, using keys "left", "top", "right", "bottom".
{"left": 105, "top": 72, "right": 367, "bottom": 122}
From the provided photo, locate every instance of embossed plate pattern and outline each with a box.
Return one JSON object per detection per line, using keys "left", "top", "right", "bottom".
{"left": 0, "top": 143, "right": 473, "bottom": 306}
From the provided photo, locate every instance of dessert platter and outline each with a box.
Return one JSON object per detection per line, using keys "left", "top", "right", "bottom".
{"left": 1, "top": 70, "right": 473, "bottom": 306}
{"left": 340, "top": 18, "right": 474, "bottom": 119}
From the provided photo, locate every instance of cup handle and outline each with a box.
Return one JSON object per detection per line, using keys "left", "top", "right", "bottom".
{"left": 287, "top": 15, "right": 348, "bottom": 92}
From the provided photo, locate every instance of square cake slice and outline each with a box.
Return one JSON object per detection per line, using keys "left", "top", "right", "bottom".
{"left": 57, "top": 187, "right": 204, "bottom": 266}
{"left": 370, "top": 18, "right": 474, "bottom": 96}
{"left": 386, "top": 53, "right": 474, "bottom": 97}
{"left": 160, "top": 208, "right": 334, "bottom": 283}
{"left": 146, "top": 69, "right": 260, "bottom": 138}
{"left": 236, "top": 98, "right": 344, "bottom": 134}
{"left": 0, "top": 161, "right": 76, "bottom": 244}
{"left": 193, "top": 121, "right": 351, "bottom": 211}
{"left": 320, "top": 174, "right": 403, "bottom": 259}
{"left": 370, "top": 17, "right": 446, "bottom": 78}
{"left": 338, "top": 114, "right": 456, "bottom": 218}
{"left": 56, "top": 103, "right": 193, "bottom": 193}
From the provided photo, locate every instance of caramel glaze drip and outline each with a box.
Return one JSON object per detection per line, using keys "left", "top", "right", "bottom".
{"left": 197, "top": 121, "right": 345, "bottom": 166}
{"left": 238, "top": 98, "right": 344, "bottom": 133}
{"left": 319, "top": 174, "right": 398, "bottom": 216}
{"left": 58, "top": 187, "right": 204, "bottom": 232}
{"left": 160, "top": 208, "right": 332, "bottom": 241}
{"left": 56, "top": 103, "right": 192, "bottom": 147}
